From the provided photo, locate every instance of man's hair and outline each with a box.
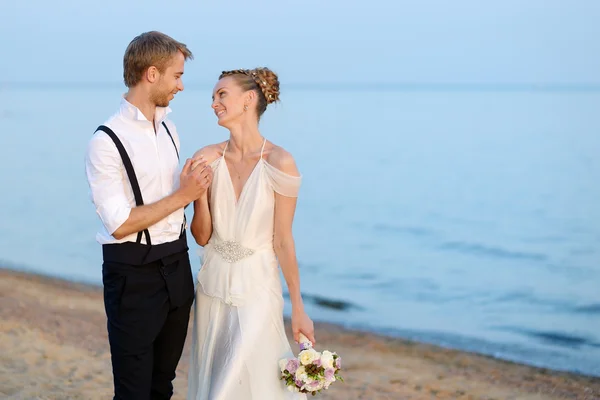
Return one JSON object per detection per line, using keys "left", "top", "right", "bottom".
{"left": 123, "top": 31, "right": 193, "bottom": 88}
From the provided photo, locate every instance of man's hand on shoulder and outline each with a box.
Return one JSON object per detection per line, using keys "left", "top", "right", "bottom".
{"left": 191, "top": 143, "right": 226, "bottom": 170}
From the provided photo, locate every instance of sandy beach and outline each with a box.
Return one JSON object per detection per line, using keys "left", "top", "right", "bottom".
{"left": 1, "top": 268, "right": 598, "bottom": 400}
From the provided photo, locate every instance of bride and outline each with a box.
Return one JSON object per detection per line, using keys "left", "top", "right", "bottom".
{"left": 186, "top": 67, "right": 314, "bottom": 399}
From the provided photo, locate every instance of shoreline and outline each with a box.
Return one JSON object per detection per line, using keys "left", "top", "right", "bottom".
{"left": 3, "top": 264, "right": 597, "bottom": 379}
{"left": 1, "top": 267, "right": 599, "bottom": 399}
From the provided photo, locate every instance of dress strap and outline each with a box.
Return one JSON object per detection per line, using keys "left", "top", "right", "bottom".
{"left": 260, "top": 138, "right": 267, "bottom": 158}
{"left": 223, "top": 140, "right": 229, "bottom": 158}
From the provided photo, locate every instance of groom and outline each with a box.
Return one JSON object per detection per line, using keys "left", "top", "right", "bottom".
{"left": 85, "top": 31, "right": 213, "bottom": 399}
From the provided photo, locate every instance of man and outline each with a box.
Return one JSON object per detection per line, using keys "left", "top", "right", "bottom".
{"left": 85, "top": 31, "right": 212, "bottom": 399}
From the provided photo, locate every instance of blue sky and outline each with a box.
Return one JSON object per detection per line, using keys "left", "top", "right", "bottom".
{"left": 2, "top": 0, "right": 599, "bottom": 84}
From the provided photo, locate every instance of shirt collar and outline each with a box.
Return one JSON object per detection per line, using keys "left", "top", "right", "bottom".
{"left": 119, "top": 95, "right": 172, "bottom": 123}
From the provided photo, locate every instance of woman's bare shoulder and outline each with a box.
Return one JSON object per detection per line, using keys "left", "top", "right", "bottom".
{"left": 192, "top": 141, "right": 227, "bottom": 164}
{"left": 265, "top": 143, "right": 299, "bottom": 176}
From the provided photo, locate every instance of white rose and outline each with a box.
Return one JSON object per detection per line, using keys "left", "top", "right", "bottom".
{"left": 320, "top": 351, "right": 334, "bottom": 369}
{"left": 299, "top": 348, "right": 319, "bottom": 366}
{"left": 295, "top": 366, "right": 308, "bottom": 383}
{"left": 302, "top": 374, "right": 312, "bottom": 384}
{"left": 279, "top": 358, "right": 288, "bottom": 373}
{"left": 314, "top": 380, "right": 325, "bottom": 391}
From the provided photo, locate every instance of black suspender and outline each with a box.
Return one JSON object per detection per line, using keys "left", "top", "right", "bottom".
{"left": 162, "top": 121, "right": 187, "bottom": 235}
{"left": 94, "top": 123, "right": 181, "bottom": 245}
{"left": 162, "top": 121, "right": 179, "bottom": 159}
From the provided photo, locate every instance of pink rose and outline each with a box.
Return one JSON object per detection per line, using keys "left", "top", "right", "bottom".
{"left": 286, "top": 359, "right": 300, "bottom": 374}
{"left": 325, "top": 368, "right": 335, "bottom": 381}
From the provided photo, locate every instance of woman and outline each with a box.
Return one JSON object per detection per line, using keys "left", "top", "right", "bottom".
{"left": 187, "top": 67, "right": 314, "bottom": 399}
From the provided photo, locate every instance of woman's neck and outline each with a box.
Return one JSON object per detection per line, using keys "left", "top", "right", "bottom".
{"left": 226, "top": 123, "right": 264, "bottom": 158}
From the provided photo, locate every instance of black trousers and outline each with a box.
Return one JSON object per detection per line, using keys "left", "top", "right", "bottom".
{"left": 102, "top": 235, "right": 195, "bottom": 400}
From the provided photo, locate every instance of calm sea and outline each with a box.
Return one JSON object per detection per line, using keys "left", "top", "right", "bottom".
{"left": 1, "top": 83, "right": 599, "bottom": 376}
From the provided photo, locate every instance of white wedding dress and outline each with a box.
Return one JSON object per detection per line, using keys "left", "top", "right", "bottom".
{"left": 187, "top": 139, "right": 307, "bottom": 400}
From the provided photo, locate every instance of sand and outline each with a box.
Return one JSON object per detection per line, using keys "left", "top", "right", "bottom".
{"left": 1, "top": 268, "right": 599, "bottom": 400}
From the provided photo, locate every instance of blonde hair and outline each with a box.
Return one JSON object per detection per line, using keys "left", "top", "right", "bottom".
{"left": 123, "top": 31, "right": 193, "bottom": 88}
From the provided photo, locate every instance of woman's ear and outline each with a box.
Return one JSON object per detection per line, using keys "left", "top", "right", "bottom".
{"left": 245, "top": 90, "right": 256, "bottom": 105}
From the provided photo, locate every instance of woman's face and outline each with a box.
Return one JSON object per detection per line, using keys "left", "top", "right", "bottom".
{"left": 211, "top": 76, "right": 249, "bottom": 128}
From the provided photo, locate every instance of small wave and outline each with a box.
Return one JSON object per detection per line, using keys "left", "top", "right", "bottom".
{"left": 371, "top": 223, "right": 436, "bottom": 237}
{"left": 491, "top": 291, "right": 571, "bottom": 309}
{"left": 368, "top": 277, "right": 439, "bottom": 292}
{"left": 528, "top": 332, "right": 594, "bottom": 349}
{"left": 438, "top": 241, "right": 547, "bottom": 262}
{"left": 569, "top": 247, "right": 597, "bottom": 256}
{"left": 285, "top": 292, "right": 363, "bottom": 311}
{"left": 340, "top": 272, "right": 379, "bottom": 282}
{"left": 490, "top": 292, "right": 600, "bottom": 315}
{"left": 520, "top": 235, "right": 567, "bottom": 244}
{"left": 496, "top": 326, "right": 600, "bottom": 349}
{"left": 354, "top": 273, "right": 377, "bottom": 280}
{"left": 572, "top": 303, "right": 600, "bottom": 315}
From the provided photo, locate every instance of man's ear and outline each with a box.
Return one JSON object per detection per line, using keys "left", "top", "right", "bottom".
{"left": 146, "top": 66, "right": 159, "bottom": 83}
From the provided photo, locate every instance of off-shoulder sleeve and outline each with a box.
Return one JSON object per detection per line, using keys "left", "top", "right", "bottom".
{"left": 263, "top": 161, "right": 302, "bottom": 197}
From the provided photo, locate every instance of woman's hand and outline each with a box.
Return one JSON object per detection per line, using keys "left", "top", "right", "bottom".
{"left": 292, "top": 308, "right": 315, "bottom": 345}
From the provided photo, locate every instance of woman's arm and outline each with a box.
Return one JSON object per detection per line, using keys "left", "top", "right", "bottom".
{"left": 271, "top": 149, "right": 315, "bottom": 344}
{"left": 191, "top": 188, "right": 212, "bottom": 246}
{"left": 189, "top": 144, "right": 223, "bottom": 246}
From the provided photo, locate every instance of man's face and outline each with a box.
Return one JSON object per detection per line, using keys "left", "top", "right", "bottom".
{"left": 151, "top": 51, "right": 185, "bottom": 107}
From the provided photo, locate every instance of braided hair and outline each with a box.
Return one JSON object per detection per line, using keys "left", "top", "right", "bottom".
{"left": 219, "top": 67, "right": 280, "bottom": 118}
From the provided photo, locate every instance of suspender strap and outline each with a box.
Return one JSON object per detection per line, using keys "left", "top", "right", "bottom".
{"left": 95, "top": 125, "right": 151, "bottom": 245}
{"left": 162, "top": 121, "right": 179, "bottom": 160}
{"left": 161, "top": 121, "right": 187, "bottom": 234}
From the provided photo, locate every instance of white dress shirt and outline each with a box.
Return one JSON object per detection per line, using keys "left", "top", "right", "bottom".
{"left": 85, "top": 97, "right": 185, "bottom": 245}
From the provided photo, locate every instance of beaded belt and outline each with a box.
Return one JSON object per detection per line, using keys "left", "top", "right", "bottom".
{"left": 213, "top": 240, "right": 255, "bottom": 263}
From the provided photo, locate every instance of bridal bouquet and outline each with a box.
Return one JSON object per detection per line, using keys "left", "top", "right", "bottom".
{"left": 279, "top": 333, "right": 343, "bottom": 395}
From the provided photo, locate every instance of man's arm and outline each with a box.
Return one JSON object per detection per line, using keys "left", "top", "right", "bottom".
{"left": 111, "top": 191, "right": 191, "bottom": 240}
{"left": 85, "top": 134, "right": 210, "bottom": 240}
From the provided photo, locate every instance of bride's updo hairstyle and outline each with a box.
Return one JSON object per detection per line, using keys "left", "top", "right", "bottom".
{"left": 219, "top": 67, "right": 280, "bottom": 118}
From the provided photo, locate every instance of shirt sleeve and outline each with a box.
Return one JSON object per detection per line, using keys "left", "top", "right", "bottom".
{"left": 84, "top": 133, "right": 132, "bottom": 235}
{"left": 263, "top": 161, "right": 302, "bottom": 197}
